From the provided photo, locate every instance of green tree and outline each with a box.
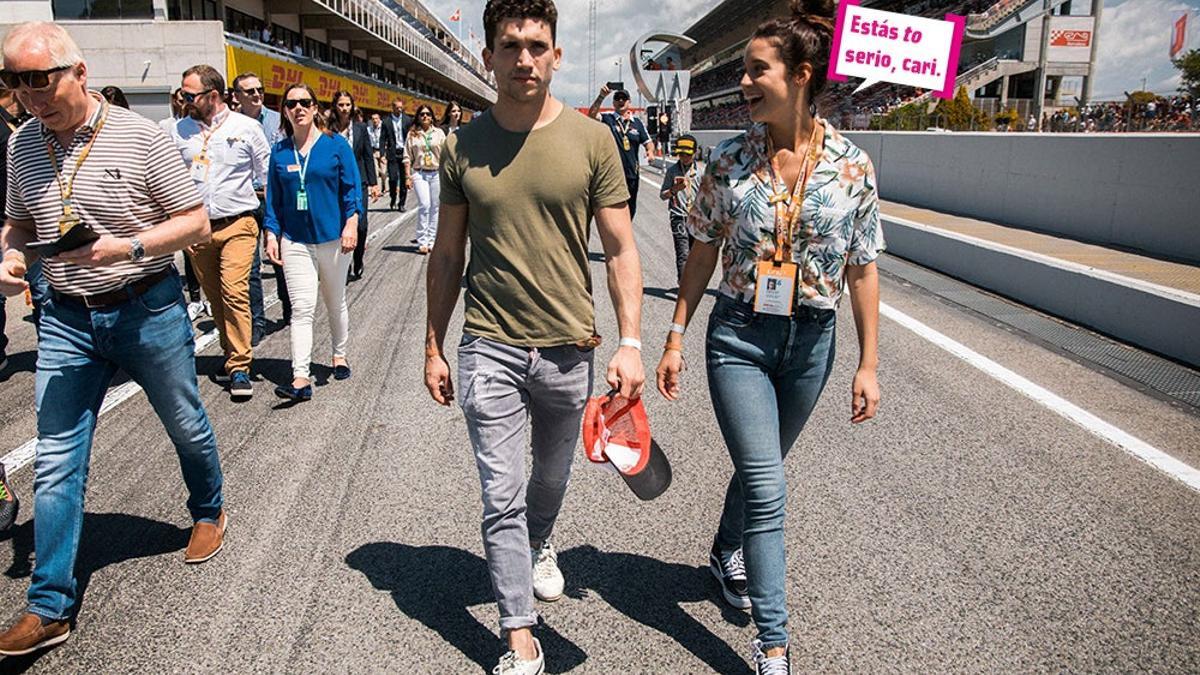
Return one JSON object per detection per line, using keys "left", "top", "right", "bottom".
{"left": 1127, "top": 90, "right": 1157, "bottom": 105}
{"left": 931, "top": 85, "right": 993, "bottom": 131}
{"left": 994, "top": 107, "right": 1020, "bottom": 129}
{"left": 1172, "top": 49, "right": 1200, "bottom": 98}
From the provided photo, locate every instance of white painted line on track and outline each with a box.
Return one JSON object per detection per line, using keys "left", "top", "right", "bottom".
{"left": 0, "top": 210, "right": 416, "bottom": 477}
{"left": 881, "top": 302, "right": 1200, "bottom": 494}
{"left": 641, "top": 167, "right": 1198, "bottom": 491}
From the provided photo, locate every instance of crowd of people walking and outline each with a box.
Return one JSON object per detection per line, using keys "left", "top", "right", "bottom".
{"left": 0, "top": 0, "right": 885, "bottom": 673}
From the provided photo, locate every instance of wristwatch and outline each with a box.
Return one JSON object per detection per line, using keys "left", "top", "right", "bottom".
{"left": 128, "top": 237, "right": 146, "bottom": 262}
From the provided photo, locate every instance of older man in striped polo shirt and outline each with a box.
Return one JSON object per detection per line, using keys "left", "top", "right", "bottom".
{"left": 0, "top": 22, "right": 227, "bottom": 654}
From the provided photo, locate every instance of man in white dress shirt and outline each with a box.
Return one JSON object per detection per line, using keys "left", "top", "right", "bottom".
{"left": 170, "top": 64, "right": 270, "bottom": 401}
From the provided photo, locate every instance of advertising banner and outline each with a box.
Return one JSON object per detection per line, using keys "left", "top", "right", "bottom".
{"left": 1046, "top": 16, "right": 1095, "bottom": 63}
{"left": 225, "top": 44, "right": 448, "bottom": 116}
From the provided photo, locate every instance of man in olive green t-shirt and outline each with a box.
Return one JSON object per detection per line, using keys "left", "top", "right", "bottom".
{"left": 423, "top": 2, "right": 644, "bottom": 673}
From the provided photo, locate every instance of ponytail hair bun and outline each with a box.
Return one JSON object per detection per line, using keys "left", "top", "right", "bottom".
{"left": 791, "top": 0, "right": 836, "bottom": 33}
{"left": 753, "top": 0, "right": 837, "bottom": 105}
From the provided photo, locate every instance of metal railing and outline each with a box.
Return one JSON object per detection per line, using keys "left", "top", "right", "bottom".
{"left": 314, "top": 0, "right": 495, "bottom": 102}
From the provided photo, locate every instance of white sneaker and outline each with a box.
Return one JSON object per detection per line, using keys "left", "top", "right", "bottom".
{"left": 531, "top": 541, "right": 564, "bottom": 602}
{"left": 186, "top": 301, "right": 205, "bottom": 321}
{"left": 493, "top": 637, "right": 544, "bottom": 675}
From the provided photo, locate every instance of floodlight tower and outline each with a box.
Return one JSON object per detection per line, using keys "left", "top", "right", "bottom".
{"left": 588, "top": 0, "right": 597, "bottom": 100}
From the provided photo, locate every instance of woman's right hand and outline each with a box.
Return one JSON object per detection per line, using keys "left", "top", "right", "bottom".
{"left": 265, "top": 233, "right": 283, "bottom": 266}
{"left": 656, "top": 348, "right": 685, "bottom": 401}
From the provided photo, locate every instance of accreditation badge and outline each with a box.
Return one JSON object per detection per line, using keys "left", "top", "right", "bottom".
{"left": 753, "top": 261, "right": 797, "bottom": 316}
{"left": 190, "top": 155, "right": 211, "bottom": 183}
{"left": 422, "top": 153, "right": 435, "bottom": 170}
{"left": 296, "top": 190, "right": 309, "bottom": 212}
{"left": 58, "top": 212, "right": 82, "bottom": 235}
{"left": 622, "top": 135, "right": 631, "bottom": 151}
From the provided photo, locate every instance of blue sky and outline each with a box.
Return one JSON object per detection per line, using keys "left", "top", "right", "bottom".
{"left": 423, "top": 0, "right": 1199, "bottom": 105}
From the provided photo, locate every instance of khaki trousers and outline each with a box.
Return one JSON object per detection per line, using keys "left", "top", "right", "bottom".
{"left": 188, "top": 215, "right": 258, "bottom": 374}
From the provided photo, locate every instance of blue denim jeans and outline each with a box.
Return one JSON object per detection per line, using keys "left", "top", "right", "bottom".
{"left": 706, "top": 295, "right": 837, "bottom": 649}
{"left": 29, "top": 272, "right": 224, "bottom": 621}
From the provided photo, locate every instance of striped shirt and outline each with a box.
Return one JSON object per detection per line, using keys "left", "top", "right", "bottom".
{"left": 5, "top": 93, "right": 203, "bottom": 295}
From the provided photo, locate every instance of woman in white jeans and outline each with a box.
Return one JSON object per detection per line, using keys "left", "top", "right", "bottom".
{"left": 404, "top": 104, "right": 446, "bottom": 254}
{"left": 264, "top": 83, "right": 362, "bottom": 401}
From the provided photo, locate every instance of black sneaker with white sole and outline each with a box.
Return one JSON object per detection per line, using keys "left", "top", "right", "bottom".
{"left": 709, "top": 540, "right": 750, "bottom": 609}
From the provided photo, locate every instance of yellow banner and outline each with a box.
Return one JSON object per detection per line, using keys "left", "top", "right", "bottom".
{"left": 225, "top": 44, "right": 452, "bottom": 117}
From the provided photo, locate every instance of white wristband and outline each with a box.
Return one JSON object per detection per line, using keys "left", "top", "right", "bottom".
{"left": 618, "top": 337, "right": 642, "bottom": 351}
{"left": 669, "top": 323, "right": 686, "bottom": 335}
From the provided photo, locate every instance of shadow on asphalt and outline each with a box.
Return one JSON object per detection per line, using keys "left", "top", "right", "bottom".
{"left": 0, "top": 351, "right": 36, "bottom": 383}
{"left": 346, "top": 542, "right": 752, "bottom": 674}
{"left": 346, "top": 543, "right": 586, "bottom": 673}
{"left": 643, "top": 287, "right": 719, "bottom": 304}
{"left": 557, "top": 545, "right": 752, "bottom": 674}
{"left": 381, "top": 245, "right": 423, "bottom": 255}
{"left": 0, "top": 513, "right": 191, "bottom": 673}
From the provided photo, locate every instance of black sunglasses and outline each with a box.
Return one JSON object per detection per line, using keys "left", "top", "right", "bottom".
{"left": 181, "top": 89, "right": 214, "bottom": 104}
{"left": 284, "top": 98, "right": 315, "bottom": 110}
{"left": 0, "top": 65, "right": 72, "bottom": 91}
{"left": 239, "top": 86, "right": 265, "bottom": 96}
{"left": 418, "top": 111, "right": 432, "bottom": 117}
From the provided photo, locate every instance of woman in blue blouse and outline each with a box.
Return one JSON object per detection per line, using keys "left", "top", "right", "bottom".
{"left": 264, "top": 83, "right": 362, "bottom": 402}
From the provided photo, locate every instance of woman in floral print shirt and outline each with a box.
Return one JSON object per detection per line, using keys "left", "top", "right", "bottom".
{"left": 655, "top": 1, "right": 884, "bottom": 672}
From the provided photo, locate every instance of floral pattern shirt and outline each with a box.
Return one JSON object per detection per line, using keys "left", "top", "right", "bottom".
{"left": 687, "top": 120, "right": 884, "bottom": 310}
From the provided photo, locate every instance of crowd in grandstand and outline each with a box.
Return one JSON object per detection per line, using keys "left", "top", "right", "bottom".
{"left": 1046, "top": 96, "right": 1200, "bottom": 133}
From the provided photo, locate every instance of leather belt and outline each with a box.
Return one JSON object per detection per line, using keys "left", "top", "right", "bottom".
{"left": 210, "top": 211, "right": 255, "bottom": 228}
{"left": 52, "top": 268, "right": 173, "bottom": 310}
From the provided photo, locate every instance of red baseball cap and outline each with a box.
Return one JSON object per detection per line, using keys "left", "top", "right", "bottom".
{"left": 582, "top": 391, "right": 672, "bottom": 501}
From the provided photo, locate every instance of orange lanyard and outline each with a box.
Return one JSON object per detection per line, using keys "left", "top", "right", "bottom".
{"left": 43, "top": 99, "right": 110, "bottom": 219}
{"left": 760, "top": 120, "right": 823, "bottom": 263}
{"left": 196, "top": 111, "right": 230, "bottom": 160}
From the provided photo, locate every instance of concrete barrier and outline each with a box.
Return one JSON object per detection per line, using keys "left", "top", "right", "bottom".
{"left": 883, "top": 214, "right": 1200, "bottom": 367}
{"left": 690, "top": 129, "right": 1200, "bottom": 263}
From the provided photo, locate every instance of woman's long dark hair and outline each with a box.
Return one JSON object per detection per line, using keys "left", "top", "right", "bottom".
{"left": 440, "top": 100, "right": 462, "bottom": 128}
{"left": 329, "top": 90, "right": 358, "bottom": 133}
{"left": 752, "top": 0, "right": 837, "bottom": 109}
{"left": 408, "top": 104, "right": 436, "bottom": 137}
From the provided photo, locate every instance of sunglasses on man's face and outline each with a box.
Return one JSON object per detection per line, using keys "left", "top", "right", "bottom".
{"left": 0, "top": 65, "right": 71, "bottom": 91}
{"left": 239, "top": 86, "right": 264, "bottom": 96}
{"left": 285, "top": 98, "right": 315, "bottom": 110}
{"left": 181, "top": 89, "right": 214, "bottom": 104}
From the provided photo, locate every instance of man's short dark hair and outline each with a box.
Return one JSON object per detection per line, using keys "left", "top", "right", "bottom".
{"left": 182, "top": 64, "right": 225, "bottom": 96}
{"left": 231, "top": 71, "right": 261, "bottom": 93}
{"left": 483, "top": 0, "right": 558, "bottom": 51}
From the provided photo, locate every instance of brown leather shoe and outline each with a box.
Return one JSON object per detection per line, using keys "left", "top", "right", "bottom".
{"left": 0, "top": 613, "right": 70, "bottom": 656}
{"left": 184, "top": 510, "right": 226, "bottom": 564}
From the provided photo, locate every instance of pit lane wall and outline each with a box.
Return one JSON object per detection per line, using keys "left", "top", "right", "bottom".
{"left": 689, "top": 129, "right": 1200, "bottom": 366}
{"left": 692, "top": 130, "right": 1200, "bottom": 263}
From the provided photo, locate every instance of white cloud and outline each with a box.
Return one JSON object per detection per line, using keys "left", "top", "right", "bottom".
{"left": 419, "top": 0, "right": 722, "bottom": 107}
{"left": 1092, "top": 0, "right": 1198, "bottom": 99}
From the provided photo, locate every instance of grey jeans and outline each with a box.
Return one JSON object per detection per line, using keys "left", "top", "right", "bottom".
{"left": 458, "top": 333, "right": 594, "bottom": 631}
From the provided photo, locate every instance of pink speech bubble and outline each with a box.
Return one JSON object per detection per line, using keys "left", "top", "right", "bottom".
{"left": 827, "top": 0, "right": 964, "bottom": 100}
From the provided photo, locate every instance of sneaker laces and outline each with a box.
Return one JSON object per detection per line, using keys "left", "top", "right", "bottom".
{"left": 532, "top": 543, "right": 558, "bottom": 581}
{"left": 727, "top": 548, "right": 746, "bottom": 581}
{"left": 752, "top": 640, "right": 789, "bottom": 675}
{"left": 492, "top": 650, "right": 519, "bottom": 675}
